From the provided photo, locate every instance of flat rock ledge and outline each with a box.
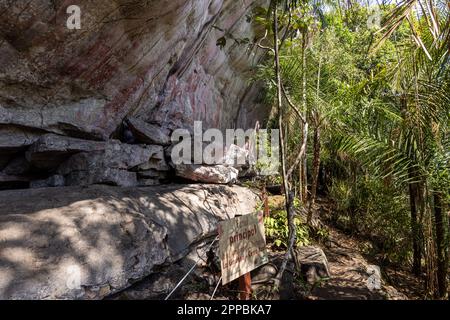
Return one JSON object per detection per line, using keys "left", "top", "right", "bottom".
{"left": 0, "top": 184, "right": 258, "bottom": 300}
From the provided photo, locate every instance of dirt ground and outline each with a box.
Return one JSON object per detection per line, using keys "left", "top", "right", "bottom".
{"left": 307, "top": 227, "right": 409, "bottom": 300}
{"left": 112, "top": 195, "right": 424, "bottom": 301}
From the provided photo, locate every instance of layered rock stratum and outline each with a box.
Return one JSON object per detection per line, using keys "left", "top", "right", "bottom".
{"left": 0, "top": 0, "right": 268, "bottom": 190}
{"left": 0, "top": 0, "right": 268, "bottom": 300}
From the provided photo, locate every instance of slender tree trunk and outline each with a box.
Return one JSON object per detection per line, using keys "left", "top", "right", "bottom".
{"left": 424, "top": 188, "right": 438, "bottom": 297}
{"left": 402, "top": 92, "right": 423, "bottom": 278}
{"left": 298, "top": 168, "right": 302, "bottom": 202}
{"left": 308, "top": 50, "right": 322, "bottom": 223}
{"left": 433, "top": 192, "right": 448, "bottom": 298}
{"left": 308, "top": 124, "right": 321, "bottom": 223}
{"left": 301, "top": 30, "right": 308, "bottom": 203}
{"left": 408, "top": 173, "right": 422, "bottom": 277}
{"left": 273, "top": 4, "right": 295, "bottom": 288}
{"left": 302, "top": 134, "right": 308, "bottom": 202}
{"left": 287, "top": 123, "right": 308, "bottom": 181}
{"left": 273, "top": 6, "right": 289, "bottom": 205}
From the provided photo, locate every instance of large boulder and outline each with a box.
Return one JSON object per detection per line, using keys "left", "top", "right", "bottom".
{"left": 137, "top": 170, "right": 167, "bottom": 180}
{"left": 126, "top": 117, "right": 170, "bottom": 146}
{"left": 0, "top": 184, "right": 258, "bottom": 299}
{"left": 0, "top": 156, "right": 10, "bottom": 171}
{"left": 30, "top": 175, "right": 65, "bottom": 189}
{"left": 56, "top": 141, "right": 168, "bottom": 187}
{"left": 56, "top": 143, "right": 155, "bottom": 187}
{"left": 221, "top": 144, "right": 249, "bottom": 169}
{"left": 2, "top": 156, "right": 31, "bottom": 176}
{"left": 175, "top": 164, "right": 238, "bottom": 184}
{"left": 65, "top": 168, "right": 138, "bottom": 187}
{"left": 27, "top": 134, "right": 106, "bottom": 154}
{"left": 293, "top": 246, "right": 331, "bottom": 285}
{"left": 133, "top": 145, "right": 169, "bottom": 172}
{"left": 137, "top": 170, "right": 169, "bottom": 187}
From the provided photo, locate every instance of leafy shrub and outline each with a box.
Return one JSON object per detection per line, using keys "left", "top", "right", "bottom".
{"left": 264, "top": 209, "right": 310, "bottom": 249}
{"left": 329, "top": 176, "right": 411, "bottom": 265}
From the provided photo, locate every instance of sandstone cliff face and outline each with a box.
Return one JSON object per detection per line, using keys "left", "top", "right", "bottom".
{"left": 0, "top": 2, "right": 267, "bottom": 299}
{"left": 0, "top": 0, "right": 269, "bottom": 190}
{"left": 0, "top": 0, "right": 267, "bottom": 142}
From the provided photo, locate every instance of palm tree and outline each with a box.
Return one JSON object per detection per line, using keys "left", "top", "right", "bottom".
{"left": 373, "top": 0, "right": 450, "bottom": 58}
{"left": 339, "top": 26, "right": 449, "bottom": 297}
{"left": 377, "top": 0, "right": 449, "bottom": 298}
{"left": 257, "top": 0, "right": 449, "bottom": 298}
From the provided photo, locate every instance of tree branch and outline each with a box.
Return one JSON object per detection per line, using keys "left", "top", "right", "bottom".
{"left": 256, "top": 30, "right": 275, "bottom": 53}
{"left": 286, "top": 122, "right": 309, "bottom": 178}
{"left": 281, "top": 83, "right": 306, "bottom": 124}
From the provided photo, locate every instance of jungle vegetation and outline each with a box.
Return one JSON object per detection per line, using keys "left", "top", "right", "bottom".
{"left": 254, "top": 0, "right": 449, "bottom": 299}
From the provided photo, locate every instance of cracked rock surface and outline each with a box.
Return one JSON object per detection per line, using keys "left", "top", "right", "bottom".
{"left": 0, "top": 184, "right": 258, "bottom": 299}
{"left": 0, "top": 0, "right": 268, "bottom": 140}
{"left": 0, "top": 0, "right": 269, "bottom": 190}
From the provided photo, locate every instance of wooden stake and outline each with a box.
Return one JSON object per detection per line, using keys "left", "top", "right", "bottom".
{"left": 238, "top": 272, "right": 252, "bottom": 300}
{"left": 263, "top": 189, "right": 270, "bottom": 218}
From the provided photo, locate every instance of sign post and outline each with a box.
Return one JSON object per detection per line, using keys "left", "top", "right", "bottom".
{"left": 218, "top": 212, "right": 268, "bottom": 299}
{"left": 238, "top": 272, "right": 252, "bottom": 300}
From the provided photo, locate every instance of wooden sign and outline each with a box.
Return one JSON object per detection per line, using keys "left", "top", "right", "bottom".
{"left": 218, "top": 212, "right": 268, "bottom": 285}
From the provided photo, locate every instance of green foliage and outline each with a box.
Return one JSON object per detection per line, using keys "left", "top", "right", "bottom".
{"left": 265, "top": 209, "right": 310, "bottom": 249}
{"left": 429, "top": 147, "right": 450, "bottom": 205}
{"left": 330, "top": 176, "right": 412, "bottom": 265}
{"left": 270, "top": 175, "right": 283, "bottom": 185}
{"left": 255, "top": 129, "right": 280, "bottom": 175}
{"left": 255, "top": 0, "right": 449, "bottom": 295}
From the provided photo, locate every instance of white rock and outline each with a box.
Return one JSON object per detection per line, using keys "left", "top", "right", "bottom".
{"left": 175, "top": 164, "right": 238, "bottom": 184}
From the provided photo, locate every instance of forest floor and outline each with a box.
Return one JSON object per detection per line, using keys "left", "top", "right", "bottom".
{"left": 304, "top": 198, "right": 424, "bottom": 300}
{"left": 113, "top": 194, "right": 423, "bottom": 300}
{"left": 307, "top": 226, "right": 408, "bottom": 300}
{"left": 263, "top": 195, "right": 423, "bottom": 300}
{"left": 179, "top": 196, "right": 425, "bottom": 300}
